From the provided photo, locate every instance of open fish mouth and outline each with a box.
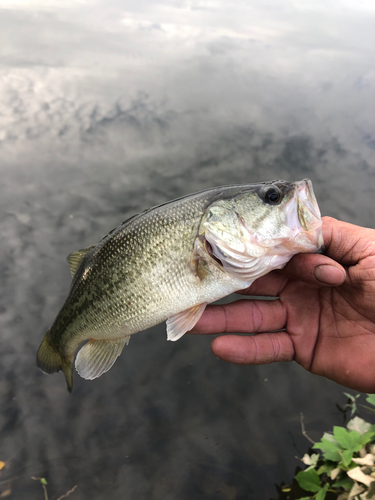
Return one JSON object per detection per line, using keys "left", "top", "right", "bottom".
{"left": 296, "top": 178, "right": 321, "bottom": 221}
{"left": 288, "top": 178, "right": 324, "bottom": 251}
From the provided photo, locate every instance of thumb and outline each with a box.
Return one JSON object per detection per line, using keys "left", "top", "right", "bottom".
{"left": 321, "top": 216, "right": 375, "bottom": 265}
{"left": 275, "top": 217, "right": 354, "bottom": 287}
{"left": 278, "top": 253, "right": 346, "bottom": 287}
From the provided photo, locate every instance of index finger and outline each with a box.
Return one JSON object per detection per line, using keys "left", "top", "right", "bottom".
{"left": 189, "top": 298, "right": 287, "bottom": 335}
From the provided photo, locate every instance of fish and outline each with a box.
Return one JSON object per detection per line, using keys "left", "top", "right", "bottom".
{"left": 37, "top": 178, "right": 323, "bottom": 392}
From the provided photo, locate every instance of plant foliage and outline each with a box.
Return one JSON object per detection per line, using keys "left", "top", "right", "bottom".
{"left": 281, "top": 393, "right": 375, "bottom": 500}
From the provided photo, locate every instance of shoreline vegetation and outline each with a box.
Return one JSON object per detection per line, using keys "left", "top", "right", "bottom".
{"left": 274, "top": 394, "right": 375, "bottom": 500}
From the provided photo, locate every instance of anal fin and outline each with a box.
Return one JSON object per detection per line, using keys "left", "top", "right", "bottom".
{"left": 166, "top": 303, "right": 207, "bottom": 342}
{"left": 75, "top": 336, "right": 130, "bottom": 380}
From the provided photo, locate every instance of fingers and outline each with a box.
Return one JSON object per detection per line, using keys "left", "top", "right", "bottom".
{"left": 211, "top": 333, "right": 295, "bottom": 365}
{"left": 276, "top": 252, "right": 346, "bottom": 287}
{"left": 189, "top": 299, "right": 286, "bottom": 335}
{"left": 234, "top": 253, "right": 346, "bottom": 299}
{"left": 189, "top": 300, "right": 295, "bottom": 366}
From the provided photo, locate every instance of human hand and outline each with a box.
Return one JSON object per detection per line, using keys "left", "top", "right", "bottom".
{"left": 189, "top": 217, "right": 375, "bottom": 392}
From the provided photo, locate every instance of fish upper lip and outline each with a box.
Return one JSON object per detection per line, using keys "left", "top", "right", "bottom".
{"left": 295, "top": 179, "right": 324, "bottom": 251}
{"left": 284, "top": 179, "right": 323, "bottom": 245}
{"left": 296, "top": 179, "right": 321, "bottom": 222}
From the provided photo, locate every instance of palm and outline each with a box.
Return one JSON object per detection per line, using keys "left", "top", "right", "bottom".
{"left": 313, "top": 262, "right": 375, "bottom": 390}
{"left": 275, "top": 270, "right": 375, "bottom": 391}
{"left": 191, "top": 217, "right": 375, "bottom": 392}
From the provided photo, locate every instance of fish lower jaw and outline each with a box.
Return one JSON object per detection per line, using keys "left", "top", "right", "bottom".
{"left": 284, "top": 197, "right": 323, "bottom": 252}
{"left": 285, "top": 182, "right": 321, "bottom": 236}
{"left": 291, "top": 226, "right": 324, "bottom": 253}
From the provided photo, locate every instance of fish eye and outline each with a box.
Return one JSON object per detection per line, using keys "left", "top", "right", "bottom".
{"left": 264, "top": 188, "right": 281, "bottom": 204}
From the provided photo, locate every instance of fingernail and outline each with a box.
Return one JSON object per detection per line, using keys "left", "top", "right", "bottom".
{"left": 314, "top": 265, "right": 346, "bottom": 285}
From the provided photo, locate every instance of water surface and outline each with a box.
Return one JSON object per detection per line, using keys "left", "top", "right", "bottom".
{"left": 1, "top": 1, "right": 375, "bottom": 498}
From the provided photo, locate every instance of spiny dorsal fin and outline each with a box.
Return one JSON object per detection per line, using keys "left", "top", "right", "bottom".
{"left": 66, "top": 245, "right": 96, "bottom": 277}
{"left": 75, "top": 336, "right": 130, "bottom": 380}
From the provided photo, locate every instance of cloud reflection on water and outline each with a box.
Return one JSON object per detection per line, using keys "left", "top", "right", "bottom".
{"left": 1, "top": 0, "right": 374, "bottom": 197}
{"left": 1, "top": 1, "right": 375, "bottom": 498}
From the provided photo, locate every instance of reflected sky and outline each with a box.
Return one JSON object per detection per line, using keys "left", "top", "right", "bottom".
{"left": 1, "top": 0, "right": 375, "bottom": 192}
{"left": 1, "top": 1, "right": 375, "bottom": 499}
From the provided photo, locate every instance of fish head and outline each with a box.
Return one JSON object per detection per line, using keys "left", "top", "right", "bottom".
{"left": 199, "top": 178, "right": 323, "bottom": 282}
{"left": 235, "top": 178, "right": 323, "bottom": 252}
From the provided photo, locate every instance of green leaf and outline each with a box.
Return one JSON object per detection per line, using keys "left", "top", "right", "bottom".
{"left": 309, "top": 453, "right": 320, "bottom": 467}
{"left": 313, "top": 438, "right": 342, "bottom": 462}
{"left": 321, "top": 432, "right": 338, "bottom": 443}
{"left": 295, "top": 469, "right": 321, "bottom": 493}
{"left": 317, "top": 462, "right": 334, "bottom": 475}
{"left": 339, "top": 449, "right": 353, "bottom": 467}
{"left": 332, "top": 476, "right": 354, "bottom": 489}
{"left": 316, "top": 483, "right": 329, "bottom": 500}
{"left": 333, "top": 427, "right": 362, "bottom": 450}
{"left": 302, "top": 453, "right": 321, "bottom": 471}
{"left": 366, "top": 394, "right": 375, "bottom": 407}
{"left": 40, "top": 478, "right": 48, "bottom": 485}
{"left": 359, "top": 430, "right": 375, "bottom": 445}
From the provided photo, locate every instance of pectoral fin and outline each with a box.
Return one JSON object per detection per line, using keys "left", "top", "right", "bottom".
{"left": 75, "top": 336, "right": 130, "bottom": 380}
{"left": 166, "top": 303, "right": 207, "bottom": 341}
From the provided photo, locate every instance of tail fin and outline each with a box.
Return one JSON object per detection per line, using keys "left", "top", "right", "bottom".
{"left": 36, "top": 330, "right": 74, "bottom": 393}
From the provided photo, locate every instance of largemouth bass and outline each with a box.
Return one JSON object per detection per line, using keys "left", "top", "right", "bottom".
{"left": 37, "top": 179, "right": 323, "bottom": 392}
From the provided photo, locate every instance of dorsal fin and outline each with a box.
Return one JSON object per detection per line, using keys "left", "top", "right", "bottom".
{"left": 66, "top": 245, "right": 96, "bottom": 277}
